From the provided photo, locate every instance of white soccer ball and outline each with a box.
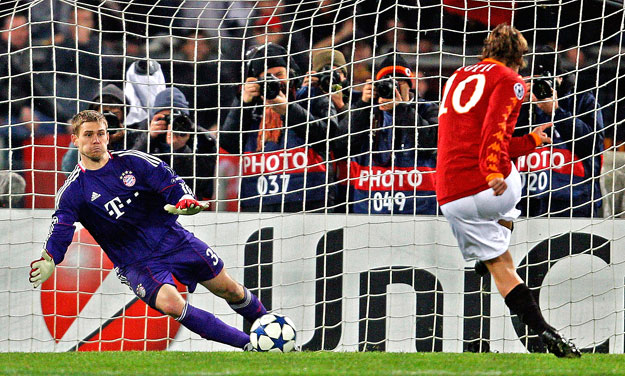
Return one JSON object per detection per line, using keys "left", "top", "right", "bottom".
{"left": 249, "top": 313, "right": 297, "bottom": 352}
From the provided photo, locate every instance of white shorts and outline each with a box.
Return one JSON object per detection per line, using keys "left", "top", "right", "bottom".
{"left": 440, "top": 165, "right": 522, "bottom": 261}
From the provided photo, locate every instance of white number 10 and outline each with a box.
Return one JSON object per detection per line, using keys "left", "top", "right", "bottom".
{"left": 439, "top": 73, "right": 486, "bottom": 116}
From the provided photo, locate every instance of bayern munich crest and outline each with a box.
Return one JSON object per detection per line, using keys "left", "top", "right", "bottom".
{"left": 136, "top": 283, "right": 146, "bottom": 298}
{"left": 120, "top": 171, "right": 136, "bottom": 187}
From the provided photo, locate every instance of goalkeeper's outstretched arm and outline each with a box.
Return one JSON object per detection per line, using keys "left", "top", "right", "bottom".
{"left": 32, "top": 182, "right": 78, "bottom": 288}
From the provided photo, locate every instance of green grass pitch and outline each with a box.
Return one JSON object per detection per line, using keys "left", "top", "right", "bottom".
{"left": 2, "top": 352, "right": 624, "bottom": 376}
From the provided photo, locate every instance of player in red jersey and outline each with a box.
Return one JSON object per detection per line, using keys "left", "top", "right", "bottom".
{"left": 437, "top": 24, "right": 580, "bottom": 358}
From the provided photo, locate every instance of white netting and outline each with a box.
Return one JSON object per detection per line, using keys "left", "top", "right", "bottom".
{"left": 1, "top": 0, "right": 625, "bottom": 353}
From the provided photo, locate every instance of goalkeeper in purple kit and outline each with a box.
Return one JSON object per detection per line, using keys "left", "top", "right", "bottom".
{"left": 29, "top": 110, "right": 265, "bottom": 350}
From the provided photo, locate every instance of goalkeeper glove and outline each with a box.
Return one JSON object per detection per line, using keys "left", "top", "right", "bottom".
{"left": 164, "top": 197, "right": 208, "bottom": 215}
{"left": 29, "top": 250, "right": 55, "bottom": 288}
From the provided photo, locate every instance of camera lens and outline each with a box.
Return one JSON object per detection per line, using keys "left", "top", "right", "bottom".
{"left": 532, "top": 78, "right": 553, "bottom": 100}
{"left": 103, "top": 111, "right": 120, "bottom": 134}
{"left": 135, "top": 60, "right": 159, "bottom": 75}
{"left": 318, "top": 70, "right": 342, "bottom": 93}
{"left": 163, "top": 110, "right": 193, "bottom": 132}
{"left": 259, "top": 74, "right": 281, "bottom": 100}
{"left": 375, "top": 79, "right": 396, "bottom": 99}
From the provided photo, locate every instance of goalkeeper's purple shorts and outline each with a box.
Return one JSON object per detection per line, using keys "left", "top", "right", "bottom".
{"left": 115, "top": 236, "right": 224, "bottom": 308}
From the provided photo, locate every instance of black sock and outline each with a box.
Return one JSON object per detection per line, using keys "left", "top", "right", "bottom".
{"left": 504, "top": 283, "right": 553, "bottom": 334}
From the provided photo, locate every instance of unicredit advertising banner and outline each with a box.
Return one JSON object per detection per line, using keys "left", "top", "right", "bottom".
{"left": 1, "top": 210, "right": 624, "bottom": 353}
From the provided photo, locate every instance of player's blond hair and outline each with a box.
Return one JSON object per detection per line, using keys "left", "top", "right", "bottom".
{"left": 480, "top": 24, "right": 528, "bottom": 70}
{"left": 70, "top": 110, "right": 107, "bottom": 135}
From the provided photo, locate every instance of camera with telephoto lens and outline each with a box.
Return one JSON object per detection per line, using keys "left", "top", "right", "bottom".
{"left": 103, "top": 111, "right": 121, "bottom": 135}
{"left": 135, "top": 59, "right": 160, "bottom": 76}
{"left": 316, "top": 66, "right": 343, "bottom": 93}
{"left": 375, "top": 76, "right": 397, "bottom": 99}
{"left": 163, "top": 110, "right": 193, "bottom": 132}
{"left": 531, "top": 66, "right": 556, "bottom": 100}
{"left": 257, "top": 74, "right": 282, "bottom": 100}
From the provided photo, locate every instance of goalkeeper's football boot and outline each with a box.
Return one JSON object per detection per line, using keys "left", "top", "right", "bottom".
{"left": 243, "top": 342, "right": 256, "bottom": 352}
{"left": 540, "top": 329, "right": 581, "bottom": 358}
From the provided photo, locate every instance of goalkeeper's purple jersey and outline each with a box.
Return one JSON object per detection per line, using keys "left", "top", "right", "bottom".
{"left": 45, "top": 150, "right": 196, "bottom": 268}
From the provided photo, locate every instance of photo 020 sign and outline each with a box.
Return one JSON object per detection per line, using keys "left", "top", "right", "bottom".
{"left": 1, "top": 211, "right": 624, "bottom": 353}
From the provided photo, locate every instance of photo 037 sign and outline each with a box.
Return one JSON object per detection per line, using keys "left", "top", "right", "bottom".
{"left": 1, "top": 210, "right": 624, "bottom": 353}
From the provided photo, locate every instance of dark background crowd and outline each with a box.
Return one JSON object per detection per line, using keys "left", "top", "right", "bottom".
{"left": 0, "top": 0, "right": 622, "bottom": 218}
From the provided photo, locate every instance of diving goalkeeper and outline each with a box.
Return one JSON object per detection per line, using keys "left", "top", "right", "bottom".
{"left": 29, "top": 110, "right": 265, "bottom": 350}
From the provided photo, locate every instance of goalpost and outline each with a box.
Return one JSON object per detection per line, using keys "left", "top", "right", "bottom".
{"left": 1, "top": 0, "right": 625, "bottom": 353}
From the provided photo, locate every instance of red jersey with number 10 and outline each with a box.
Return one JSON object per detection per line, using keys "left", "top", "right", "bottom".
{"left": 436, "top": 58, "right": 541, "bottom": 206}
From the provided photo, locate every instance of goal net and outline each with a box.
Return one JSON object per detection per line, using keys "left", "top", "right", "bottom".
{"left": 1, "top": 0, "right": 625, "bottom": 353}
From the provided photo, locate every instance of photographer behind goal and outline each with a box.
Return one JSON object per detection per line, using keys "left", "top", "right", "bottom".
{"left": 513, "top": 45, "right": 604, "bottom": 217}
{"left": 133, "top": 87, "right": 216, "bottom": 200}
{"left": 297, "top": 49, "right": 357, "bottom": 123}
{"left": 221, "top": 43, "right": 339, "bottom": 212}
{"left": 335, "top": 54, "right": 439, "bottom": 215}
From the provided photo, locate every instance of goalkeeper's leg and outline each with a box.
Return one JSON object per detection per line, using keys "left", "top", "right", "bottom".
{"left": 201, "top": 268, "right": 267, "bottom": 324}
{"left": 155, "top": 283, "right": 250, "bottom": 348}
{"left": 484, "top": 251, "right": 581, "bottom": 358}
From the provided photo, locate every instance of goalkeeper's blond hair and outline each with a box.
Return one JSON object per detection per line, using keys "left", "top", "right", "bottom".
{"left": 480, "top": 23, "right": 528, "bottom": 70}
{"left": 70, "top": 110, "right": 107, "bottom": 135}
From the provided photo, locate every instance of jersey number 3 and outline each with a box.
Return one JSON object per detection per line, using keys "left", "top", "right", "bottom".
{"left": 438, "top": 73, "right": 486, "bottom": 117}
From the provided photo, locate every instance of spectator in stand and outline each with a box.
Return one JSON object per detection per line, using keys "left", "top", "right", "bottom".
{"left": 1, "top": 13, "right": 39, "bottom": 122}
{"left": 600, "top": 150, "right": 625, "bottom": 218}
{"left": 172, "top": 30, "right": 226, "bottom": 129}
{"left": 179, "top": 0, "right": 252, "bottom": 37}
{"left": 416, "top": 70, "right": 436, "bottom": 101}
{"left": 349, "top": 37, "right": 374, "bottom": 86}
{"left": 336, "top": 54, "right": 439, "bottom": 215}
{"left": 514, "top": 46, "right": 604, "bottom": 217}
{"left": 27, "top": 0, "right": 73, "bottom": 42}
{"left": 221, "top": 43, "right": 338, "bottom": 212}
{"left": 38, "top": 7, "right": 101, "bottom": 123}
{"left": 134, "top": 87, "right": 216, "bottom": 201}
{"left": 0, "top": 170, "right": 26, "bottom": 208}
{"left": 204, "top": 1, "right": 302, "bottom": 90}
{"left": 249, "top": 15, "right": 287, "bottom": 48}
{"left": 242, "top": 6, "right": 309, "bottom": 69}
{"left": 62, "top": 84, "right": 140, "bottom": 172}
{"left": 293, "top": 0, "right": 359, "bottom": 50}
{"left": 124, "top": 59, "right": 166, "bottom": 127}
{"left": 0, "top": 13, "right": 56, "bottom": 170}
{"left": 378, "top": 18, "right": 416, "bottom": 56}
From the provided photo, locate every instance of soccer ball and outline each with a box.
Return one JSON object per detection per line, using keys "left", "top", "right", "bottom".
{"left": 249, "top": 313, "right": 297, "bottom": 352}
